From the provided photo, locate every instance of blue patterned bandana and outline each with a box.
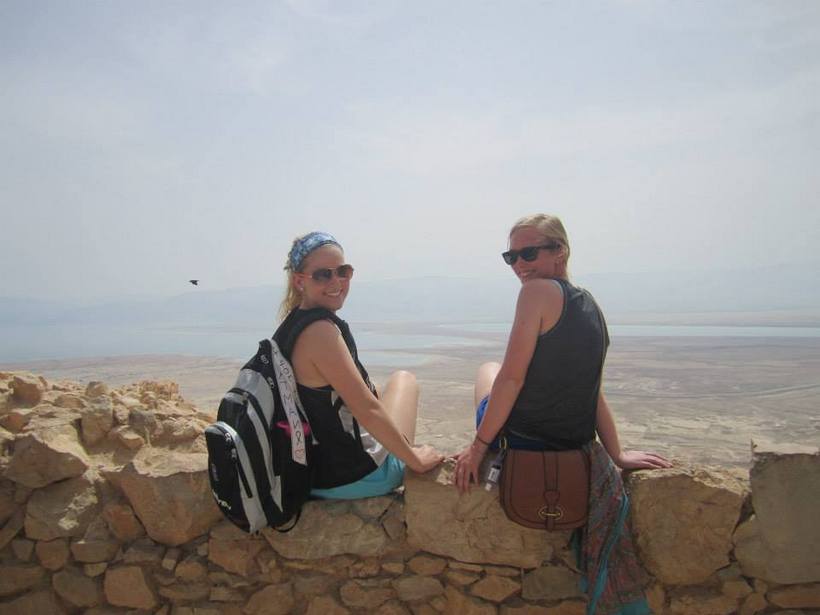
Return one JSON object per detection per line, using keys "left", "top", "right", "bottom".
{"left": 287, "top": 232, "right": 342, "bottom": 271}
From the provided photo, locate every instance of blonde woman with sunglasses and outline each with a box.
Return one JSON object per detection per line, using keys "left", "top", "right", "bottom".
{"left": 453, "top": 214, "right": 670, "bottom": 614}
{"left": 275, "top": 232, "right": 443, "bottom": 500}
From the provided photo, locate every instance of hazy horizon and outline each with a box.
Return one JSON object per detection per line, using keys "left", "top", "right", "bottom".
{"left": 2, "top": 1, "right": 819, "bottom": 304}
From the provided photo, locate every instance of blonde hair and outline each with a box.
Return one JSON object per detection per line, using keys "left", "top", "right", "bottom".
{"left": 277, "top": 233, "right": 345, "bottom": 321}
{"left": 509, "top": 214, "right": 571, "bottom": 277}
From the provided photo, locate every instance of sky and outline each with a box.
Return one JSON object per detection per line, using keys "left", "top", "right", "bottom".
{"left": 2, "top": 1, "right": 819, "bottom": 302}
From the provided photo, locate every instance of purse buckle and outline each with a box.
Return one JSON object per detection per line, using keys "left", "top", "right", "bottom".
{"left": 538, "top": 506, "right": 563, "bottom": 520}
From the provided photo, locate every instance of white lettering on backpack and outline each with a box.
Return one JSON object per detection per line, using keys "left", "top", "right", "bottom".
{"left": 270, "top": 340, "right": 308, "bottom": 466}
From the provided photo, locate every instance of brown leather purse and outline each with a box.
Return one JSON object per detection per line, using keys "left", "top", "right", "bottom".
{"left": 499, "top": 447, "right": 590, "bottom": 530}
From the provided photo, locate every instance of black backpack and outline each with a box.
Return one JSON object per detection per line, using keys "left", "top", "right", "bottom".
{"left": 205, "top": 334, "right": 316, "bottom": 533}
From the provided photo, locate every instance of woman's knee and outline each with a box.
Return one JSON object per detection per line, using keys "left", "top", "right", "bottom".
{"left": 389, "top": 370, "right": 418, "bottom": 390}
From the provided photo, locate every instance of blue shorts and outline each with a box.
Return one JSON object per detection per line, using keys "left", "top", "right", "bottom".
{"left": 310, "top": 454, "right": 405, "bottom": 500}
{"left": 476, "top": 396, "right": 545, "bottom": 450}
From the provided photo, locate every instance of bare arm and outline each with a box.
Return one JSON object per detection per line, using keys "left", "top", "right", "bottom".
{"left": 301, "top": 321, "right": 442, "bottom": 473}
{"left": 455, "top": 280, "right": 563, "bottom": 492}
{"left": 596, "top": 389, "right": 671, "bottom": 469}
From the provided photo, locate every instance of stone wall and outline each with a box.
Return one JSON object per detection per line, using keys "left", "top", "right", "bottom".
{"left": 0, "top": 372, "right": 818, "bottom": 615}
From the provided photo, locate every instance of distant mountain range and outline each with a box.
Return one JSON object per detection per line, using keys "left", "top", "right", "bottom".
{"left": 2, "top": 264, "right": 819, "bottom": 327}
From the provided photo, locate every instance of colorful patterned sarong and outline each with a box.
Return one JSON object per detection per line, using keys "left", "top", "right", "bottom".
{"left": 577, "top": 441, "right": 651, "bottom": 615}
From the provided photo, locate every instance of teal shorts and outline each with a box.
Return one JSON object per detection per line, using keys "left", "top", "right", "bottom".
{"left": 310, "top": 454, "right": 405, "bottom": 500}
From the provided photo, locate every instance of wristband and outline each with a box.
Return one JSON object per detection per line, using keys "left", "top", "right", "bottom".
{"left": 474, "top": 433, "right": 491, "bottom": 447}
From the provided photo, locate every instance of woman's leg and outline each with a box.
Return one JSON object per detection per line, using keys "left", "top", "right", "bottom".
{"left": 381, "top": 370, "right": 419, "bottom": 445}
{"left": 474, "top": 362, "right": 501, "bottom": 407}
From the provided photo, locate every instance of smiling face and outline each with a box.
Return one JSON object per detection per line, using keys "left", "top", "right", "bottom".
{"left": 508, "top": 226, "right": 567, "bottom": 283}
{"left": 294, "top": 244, "right": 350, "bottom": 312}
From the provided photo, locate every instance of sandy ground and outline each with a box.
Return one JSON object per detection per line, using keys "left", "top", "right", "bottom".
{"left": 3, "top": 327, "right": 818, "bottom": 469}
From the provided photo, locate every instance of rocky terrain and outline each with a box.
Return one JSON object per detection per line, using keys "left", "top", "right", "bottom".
{"left": 0, "top": 371, "right": 818, "bottom": 614}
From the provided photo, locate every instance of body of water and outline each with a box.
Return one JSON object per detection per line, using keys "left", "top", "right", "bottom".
{"left": 2, "top": 321, "right": 820, "bottom": 365}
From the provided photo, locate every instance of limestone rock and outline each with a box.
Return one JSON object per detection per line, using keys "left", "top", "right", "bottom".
{"left": 307, "top": 595, "right": 351, "bottom": 615}
{"left": 376, "top": 601, "right": 412, "bottom": 615}
{"left": 85, "top": 381, "right": 108, "bottom": 398}
{"left": 404, "top": 460, "right": 568, "bottom": 567}
{"left": 70, "top": 518, "right": 120, "bottom": 563}
{"left": 175, "top": 555, "right": 207, "bottom": 581}
{"left": 768, "top": 584, "right": 820, "bottom": 608}
{"left": 502, "top": 602, "right": 586, "bottom": 615}
{"left": 35, "top": 538, "right": 70, "bottom": 570}
{"left": 471, "top": 575, "right": 521, "bottom": 602}
{"left": 444, "top": 585, "right": 497, "bottom": 615}
{"left": 5, "top": 418, "right": 90, "bottom": 488}
{"left": 0, "top": 589, "right": 66, "bottom": 615}
{"left": 208, "top": 522, "right": 267, "bottom": 576}
{"left": 80, "top": 398, "right": 114, "bottom": 446}
{"left": 383, "top": 562, "right": 405, "bottom": 575}
{"left": 103, "top": 565, "right": 158, "bottom": 609}
{"left": 0, "top": 480, "right": 15, "bottom": 525}
{"left": 122, "top": 537, "right": 164, "bottom": 564}
{"left": 521, "top": 565, "right": 583, "bottom": 601}
{"left": 53, "top": 393, "right": 86, "bottom": 409}
{"left": 738, "top": 592, "right": 764, "bottom": 615}
{"left": 667, "top": 588, "right": 739, "bottom": 615}
{"left": 103, "top": 450, "right": 222, "bottom": 545}
{"left": 447, "top": 570, "right": 480, "bottom": 586}
{"left": 158, "top": 582, "right": 210, "bottom": 602}
{"left": 392, "top": 576, "right": 444, "bottom": 602}
{"left": 734, "top": 447, "right": 820, "bottom": 583}
{"left": 0, "top": 509, "right": 24, "bottom": 550}
{"left": 24, "top": 473, "right": 98, "bottom": 540}
{"left": 0, "top": 563, "right": 44, "bottom": 597}
{"left": 84, "top": 562, "right": 108, "bottom": 577}
{"left": 264, "top": 499, "right": 388, "bottom": 559}
{"left": 210, "top": 585, "right": 244, "bottom": 602}
{"left": 292, "top": 573, "right": 337, "bottom": 596}
{"left": 101, "top": 501, "right": 145, "bottom": 541}
{"left": 10, "top": 374, "right": 45, "bottom": 407}
{"left": 628, "top": 466, "right": 746, "bottom": 585}
{"left": 408, "top": 554, "right": 447, "bottom": 576}
{"left": 0, "top": 407, "right": 34, "bottom": 432}
{"left": 11, "top": 537, "right": 34, "bottom": 561}
{"left": 340, "top": 579, "right": 394, "bottom": 608}
{"left": 244, "top": 583, "right": 295, "bottom": 615}
{"left": 52, "top": 566, "right": 102, "bottom": 607}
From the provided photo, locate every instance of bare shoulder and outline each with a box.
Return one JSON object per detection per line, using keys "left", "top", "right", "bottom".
{"left": 518, "top": 278, "right": 564, "bottom": 303}
{"left": 295, "top": 319, "right": 343, "bottom": 351}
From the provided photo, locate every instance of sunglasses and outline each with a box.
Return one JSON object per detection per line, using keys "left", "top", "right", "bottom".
{"left": 307, "top": 264, "right": 354, "bottom": 282}
{"left": 502, "top": 243, "right": 560, "bottom": 265}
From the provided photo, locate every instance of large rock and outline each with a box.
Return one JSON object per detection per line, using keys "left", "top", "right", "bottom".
{"left": 208, "top": 521, "right": 267, "bottom": 576}
{"left": 9, "top": 374, "right": 45, "bottom": 407}
{"left": 734, "top": 446, "right": 820, "bottom": 584}
{"left": 5, "top": 414, "right": 90, "bottom": 488}
{"left": 103, "top": 450, "right": 222, "bottom": 546}
{"left": 0, "top": 589, "right": 66, "bottom": 615}
{"left": 628, "top": 466, "right": 746, "bottom": 585}
{"left": 80, "top": 398, "right": 114, "bottom": 446}
{"left": 103, "top": 565, "right": 157, "bottom": 609}
{"left": 245, "top": 583, "right": 295, "bottom": 615}
{"left": 263, "top": 498, "right": 391, "bottom": 559}
{"left": 52, "top": 566, "right": 102, "bottom": 608}
{"left": 0, "top": 563, "right": 45, "bottom": 597}
{"left": 24, "top": 474, "right": 99, "bottom": 540}
{"left": 70, "top": 517, "right": 120, "bottom": 563}
{"left": 404, "top": 460, "right": 568, "bottom": 567}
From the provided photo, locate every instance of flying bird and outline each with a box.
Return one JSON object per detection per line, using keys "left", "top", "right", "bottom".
{"left": 189, "top": 280, "right": 199, "bottom": 286}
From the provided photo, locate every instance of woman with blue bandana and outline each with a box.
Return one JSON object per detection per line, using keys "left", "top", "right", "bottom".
{"left": 273, "top": 231, "right": 443, "bottom": 499}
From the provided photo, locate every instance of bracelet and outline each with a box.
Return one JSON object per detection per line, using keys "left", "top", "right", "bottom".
{"left": 474, "top": 433, "right": 491, "bottom": 447}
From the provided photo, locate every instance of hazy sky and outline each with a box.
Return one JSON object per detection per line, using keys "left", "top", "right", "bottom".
{"left": 2, "top": 1, "right": 819, "bottom": 302}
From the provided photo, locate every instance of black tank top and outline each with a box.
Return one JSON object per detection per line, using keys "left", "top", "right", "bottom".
{"left": 505, "top": 279, "right": 609, "bottom": 450}
{"left": 273, "top": 308, "right": 386, "bottom": 488}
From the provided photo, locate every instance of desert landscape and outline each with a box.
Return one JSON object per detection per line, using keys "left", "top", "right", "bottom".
{"left": 3, "top": 322, "right": 818, "bottom": 469}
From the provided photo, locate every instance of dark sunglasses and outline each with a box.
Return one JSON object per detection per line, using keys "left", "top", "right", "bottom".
{"left": 501, "top": 243, "right": 560, "bottom": 265}
{"left": 308, "top": 264, "right": 354, "bottom": 282}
